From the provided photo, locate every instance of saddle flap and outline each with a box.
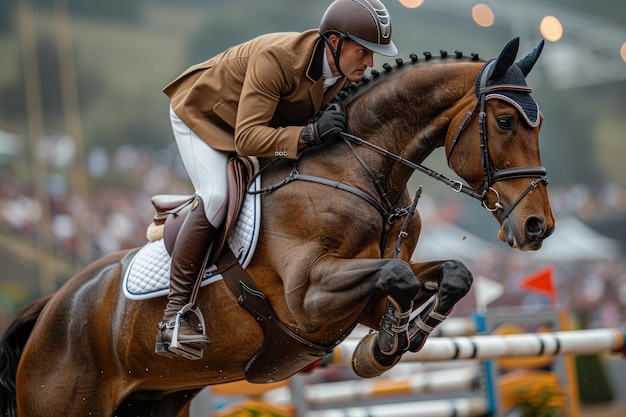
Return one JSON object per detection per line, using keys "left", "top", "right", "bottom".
{"left": 226, "top": 155, "right": 255, "bottom": 233}
{"left": 217, "top": 248, "right": 334, "bottom": 384}
{"left": 240, "top": 281, "right": 331, "bottom": 383}
{"left": 149, "top": 156, "right": 256, "bottom": 261}
{"left": 211, "top": 155, "right": 255, "bottom": 263}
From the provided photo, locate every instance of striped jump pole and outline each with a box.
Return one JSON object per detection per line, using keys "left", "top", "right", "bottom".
{"left": 264, "top": 367, "right": 480, "bottom": 406}
{"left": 305, "top": 397, "right": 488, "bottom": 417}
{"left": 330, "top": 327, "right": 626, "bottom": 365}
{"left": 305, "top": 367, "right": 478, "bottom": 404}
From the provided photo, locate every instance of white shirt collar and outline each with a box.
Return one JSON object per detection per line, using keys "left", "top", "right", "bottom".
{"left": 322, "top": 49, "right": 341, "bottom": 91}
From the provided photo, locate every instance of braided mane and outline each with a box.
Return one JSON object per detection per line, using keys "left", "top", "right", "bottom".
{"left": 338, "top": 49, "right": 484, "bottom": 105}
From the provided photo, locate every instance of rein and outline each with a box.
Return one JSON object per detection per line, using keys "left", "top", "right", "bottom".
{"left": 335, "top": 81, "right": 550, "bottom": 222}
{"left": 246, "top": 131, "right": 489, "bottom": 211}
{"left": 249, "top": 103, "right": 546, "bottom": 235}
{"left": 339, "top": 126, "right": 546, "bottom": 223}
{"left": 338, "top": 131, "right": 484, "bottom": 201}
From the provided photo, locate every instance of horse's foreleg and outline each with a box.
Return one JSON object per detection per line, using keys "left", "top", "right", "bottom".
{"left": 352, "top": 259, "right": 472, "bottom": 378}
{"left": 296, "top": 257, "right": 420, "bottom": 333}
{"left": 407, "top": 259, "right": 473, "bottom": 352}
{"left": 355, "top": 293, "right": 415, "bottom": 376}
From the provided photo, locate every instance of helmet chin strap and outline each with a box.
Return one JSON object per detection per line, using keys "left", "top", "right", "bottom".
{"left": 322, "top": 33, "right": 347, "bottom": 78}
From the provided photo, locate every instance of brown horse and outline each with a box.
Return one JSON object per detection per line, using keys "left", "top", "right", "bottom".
{"left": 0, "top": 38, "right": 554, "bottom": 417}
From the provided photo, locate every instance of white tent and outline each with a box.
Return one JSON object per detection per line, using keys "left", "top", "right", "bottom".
{"left": 411, "top": 216, "right": 622, "bottom": 263}
{"left": 0, "top": 129, "right": 19, "bottom": 161}
{"left": 412, "top": 221, "right": 499, "bottom": 261}
{"left": 523, "top": 216, "right": 622, "bottom": 262}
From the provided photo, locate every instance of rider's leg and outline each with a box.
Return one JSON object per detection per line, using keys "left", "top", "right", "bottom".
{"left": 156, "top": 107, "right": 228, "bottom": 354}
{"left": 157, "top": 196, "right": 215, "bottom": 350}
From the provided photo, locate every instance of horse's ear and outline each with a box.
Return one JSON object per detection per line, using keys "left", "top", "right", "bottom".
{"left": 517, "top": 39, "right": 545, "bottom": 76}
{"left": 489, "top": 37, "right": 520, "bottom": 82}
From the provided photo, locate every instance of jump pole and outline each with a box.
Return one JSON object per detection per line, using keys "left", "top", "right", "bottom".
{"left": 264, "top": 367, "right": 480, "bottom": 406}
{"left": 305, "top": 397, "right": 487, "bottom": 417}
{"left": 329, "top": 327, "right": 626, "bottom": 365}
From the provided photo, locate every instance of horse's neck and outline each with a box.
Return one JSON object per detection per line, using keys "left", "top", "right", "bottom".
{"left": 346, "top": 62, "right": 481, "bottom": 200}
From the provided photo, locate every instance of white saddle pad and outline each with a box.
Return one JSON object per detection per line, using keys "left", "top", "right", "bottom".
{"left": 122, "top": 177, "right": 261, "bottom": 300}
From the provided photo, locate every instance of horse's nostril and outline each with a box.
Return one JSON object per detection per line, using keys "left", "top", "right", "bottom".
{"left": 525, "top": 216, "right": 546, "bottom": 239}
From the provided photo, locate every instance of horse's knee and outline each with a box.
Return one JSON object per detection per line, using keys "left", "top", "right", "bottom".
{"left": 438, "top": 260, "right": 473, "bottom": 309}
{"left": 376, "top": 259, "right": 420, "bottom": 309}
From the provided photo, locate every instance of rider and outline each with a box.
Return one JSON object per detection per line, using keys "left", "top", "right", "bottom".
{"left": 156, "top": 0, "right": 398, "bottom": 357}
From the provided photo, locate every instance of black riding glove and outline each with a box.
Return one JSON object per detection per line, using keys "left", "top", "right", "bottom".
{"left": 301, "top": 104, "right": 346, "bottom": 146}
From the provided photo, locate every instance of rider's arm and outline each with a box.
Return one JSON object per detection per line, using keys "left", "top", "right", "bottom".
{"left": 234, "top": 45, "right": 308, "bottom": 160}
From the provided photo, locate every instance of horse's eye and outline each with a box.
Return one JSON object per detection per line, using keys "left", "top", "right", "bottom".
{"left": 496, "top": 117, "right": 515, "bottom": 131}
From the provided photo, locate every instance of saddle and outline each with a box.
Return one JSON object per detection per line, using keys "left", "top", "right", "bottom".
{"left": 150, "top": 155, "right": 255, "bottom": 264}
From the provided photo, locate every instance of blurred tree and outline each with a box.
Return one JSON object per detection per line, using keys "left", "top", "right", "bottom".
{"left": 31, "top": 0, "right": 143, "bottom": 23}
{"left": 187, "top": 0, "right": 322, "bottom": 64}
{"left": 82, "top": 88, "right": 171, "bottom": 152}
{"left": 67, "top": 0, "right": 142, "bottom": 22}
{"left": 0, "top": 36, "right": 104, "bottom": 133}
{"left": 0, "top": 0, "right": 17, "bottom": 34}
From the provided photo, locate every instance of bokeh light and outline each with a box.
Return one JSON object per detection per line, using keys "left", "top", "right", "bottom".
{"left": 472, "top": 4, "right": 495, "bottom": 28}
{"left": 398, "top": 0, "right": 424, "bottom": 8}
{"left": 621, "top": 42, "right": 626, "bottom": 62}
{"left": 540, "top": 15, "right": 563, "bottom": 42}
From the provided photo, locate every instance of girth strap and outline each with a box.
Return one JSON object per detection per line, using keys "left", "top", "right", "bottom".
{"left": 291, "top": 173, "right": 414, "bottom": 254}
{"left": 294, "top": 173, "right": 388, "bottom": 219}
{"left": 248, "top": 162, "right": 411, "bottom": 254}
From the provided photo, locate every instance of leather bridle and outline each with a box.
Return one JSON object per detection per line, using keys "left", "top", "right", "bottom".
{"left": 445, "top": 61, "right": 548, "bottom": 220}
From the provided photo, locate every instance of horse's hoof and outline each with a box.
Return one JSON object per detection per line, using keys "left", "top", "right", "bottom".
{"left": 351, "top": 333, "right": 400, "bottom": 378}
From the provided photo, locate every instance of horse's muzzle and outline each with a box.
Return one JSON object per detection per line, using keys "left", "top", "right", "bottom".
{"left": 499, "top": 215, "right": 554, "bottom": 250}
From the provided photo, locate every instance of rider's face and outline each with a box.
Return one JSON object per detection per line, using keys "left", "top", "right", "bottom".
{"left": 326, "top": 36, "right": 374, "bottom": 82}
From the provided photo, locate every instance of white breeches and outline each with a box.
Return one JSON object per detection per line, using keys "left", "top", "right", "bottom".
{"left": 170, "top": 106, "right": 228, "bottom": 226}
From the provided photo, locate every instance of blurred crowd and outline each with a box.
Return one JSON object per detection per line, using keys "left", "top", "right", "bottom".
{"left": 1, "top": 142, "right": 626, "bottom": 333}
{"left": 0, "top": 142, "right": 192, "bottom": 259}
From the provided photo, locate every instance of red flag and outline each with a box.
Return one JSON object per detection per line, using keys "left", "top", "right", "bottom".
{"left": 518, "top": 265, "right": 557, "bottom": 306}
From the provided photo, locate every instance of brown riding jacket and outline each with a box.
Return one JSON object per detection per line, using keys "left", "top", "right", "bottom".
{"left": 163, "top": 29, "right": 347, "bottom": 159}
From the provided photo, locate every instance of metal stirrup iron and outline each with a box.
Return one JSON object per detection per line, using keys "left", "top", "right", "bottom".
{"left": 167, "top": 303, "right": 207, "bottom": 360}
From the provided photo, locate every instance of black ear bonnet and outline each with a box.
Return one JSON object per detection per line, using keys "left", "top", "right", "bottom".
{"left": 474, "top": 38, "right": 544, "bottom": 127}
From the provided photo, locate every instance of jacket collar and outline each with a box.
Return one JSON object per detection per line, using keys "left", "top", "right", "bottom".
{"left": 307, "top": 36, "right": 347, "bottom": 110}
{"left": 306, "top": 38, "right": 326, "bottom": 82}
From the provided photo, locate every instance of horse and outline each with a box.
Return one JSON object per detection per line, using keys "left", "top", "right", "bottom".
{"left": 0, "top": 37, "right": 554, "bottom": 417}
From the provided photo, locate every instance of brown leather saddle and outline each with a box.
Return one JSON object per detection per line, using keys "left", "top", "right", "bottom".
{"left": 151, "top": 155, "right": 255, "bottom": 264}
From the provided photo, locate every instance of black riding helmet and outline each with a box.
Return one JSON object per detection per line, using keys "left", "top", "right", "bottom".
{"left": 319, "top": 0, "right": 398, "bottom": 76}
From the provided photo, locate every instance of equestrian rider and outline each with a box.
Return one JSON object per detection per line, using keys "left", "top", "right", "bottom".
{"left": 156, "top": 0, "right": 398, "bottom": 357}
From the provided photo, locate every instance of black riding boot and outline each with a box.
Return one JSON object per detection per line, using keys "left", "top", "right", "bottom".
{"left": 155, "top": 196, "right": 215, "bottom": 356}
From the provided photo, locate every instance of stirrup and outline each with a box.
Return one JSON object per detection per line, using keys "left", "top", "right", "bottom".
{"left": 168, "top": 303, "right": 207, "bottom": 360}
